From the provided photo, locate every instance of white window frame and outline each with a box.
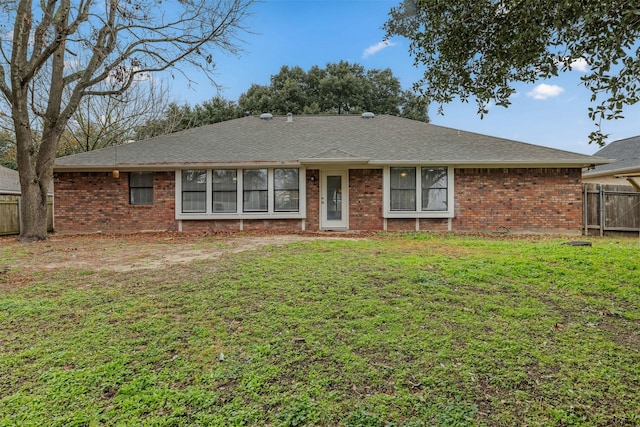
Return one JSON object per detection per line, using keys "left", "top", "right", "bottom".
{"left": 383, "top": 166, "right": 454, "bottom": 218}
{"left": 175, "top": 168, "right": 306, "bottom": 220}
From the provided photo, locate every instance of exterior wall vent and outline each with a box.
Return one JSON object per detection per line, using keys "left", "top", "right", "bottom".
{"left": 361, "top": 112, "right": 375, "bottom": 119}
{"left": 260, "top": 113, "right": 273, "bottom": 120}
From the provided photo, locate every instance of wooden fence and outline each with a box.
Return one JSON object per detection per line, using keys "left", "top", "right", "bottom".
{"left": 0, "top": 196, "right": 53, "bottom": 235}
{"left": 584, "top": 184, "right": 640, "bottom": 236}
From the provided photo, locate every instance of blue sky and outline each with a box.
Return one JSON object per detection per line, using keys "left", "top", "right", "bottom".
{"left": 171, "top": 0, "right": 639, "bottom": 155}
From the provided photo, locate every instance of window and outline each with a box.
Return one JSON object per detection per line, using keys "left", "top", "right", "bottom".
{"left": 421, "top": 167, "right": 448, "bottom": 211}
{"left": 129, "top": 172, "right": 153, "bottom": 205}
{"left": 390, "top": 167, "right": 416, "bottom": 211}
{"left": 212, "top": 170, "right": 237, "bottom": 212}
{"left": 385, "top": 166, "right": 453, "bottom": 218}
{"left": 274, "top": 168, "right": 300, "bottom": 212}
{"left": 176, "top": 168, "right": 305, "bottom": 219}
{"left": 182, "top": 170, "right": 207, "bottom": 213}
{"left": 243, "top": 169, "right": 268, "bottom": 212}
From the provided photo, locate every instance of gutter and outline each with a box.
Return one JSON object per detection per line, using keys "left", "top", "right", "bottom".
{"left": 53, "top": 161, "right": 302, "bottom": 172}
{"left": 615, "top": 173, "right": 640, "bottom": 191}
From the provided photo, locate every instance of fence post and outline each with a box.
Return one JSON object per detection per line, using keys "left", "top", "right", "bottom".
{"left": 583, "top": 184, "right": 588, "bottom": 236}
{"left": 599, "top": 184, "right": 605, "bottom": 237}
{"left": 17, "top": 196, "right": 22, "bottom": 234}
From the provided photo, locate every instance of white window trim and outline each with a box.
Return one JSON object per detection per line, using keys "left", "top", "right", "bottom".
{"left": 175, "top": 168, "right": 306, "bottom": 220}
{"left": 383, "top": 165, "right": 454, "bottom": 218}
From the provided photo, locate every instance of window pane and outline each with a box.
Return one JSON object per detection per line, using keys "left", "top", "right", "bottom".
{"left": 391, "top": 189, "right": 416, "bottom": 211}
{"left": 422, "top": 189, "right": 448, "bottom": 211}
{"left": 421, "top": 167, "right": 448, "bottom": 211}
{"left": 390, "top": 167, "right": 416, "bottom": 211}
{"left": 243, "top": 190, "right": 268, "bottom": 212}
{"left": 211, "top": 170, "right": 237, "bottom": 213}
{"left": 129, "top": 172, "right": 153, "bottom": 205}
{"left": 275, "top": 190, "right": 299, "bottom": 212}
{"left": 274, "top": 168, "right": 299, "bottom": 190}
{"left": 130, "top": 188, "right": 153, "bottom": 205}
{"left": 213, "top": 191, "right": 237, "bottom": 212}
{"left": 182, "top": 170, "right": 206, "bottom": 191}
{"left": 182, "top": 192, "right": 206, "bottom": 213}
{"left": 243, "top": 169, "right": 268, "bottom": 190}
{"left": 390, "top": 167, "right": 416, "bottom": 189}
{"left": 274, "top": 169, "right": 299, "bottom": 212}
{"left": 212, "top": 170, "right": 237, "bottom": 191}
{"left": 422, "top": 167, "right": 447, "bottom": 189}
{"left": 130, "top": 171, "right": 153, "bottom": 187}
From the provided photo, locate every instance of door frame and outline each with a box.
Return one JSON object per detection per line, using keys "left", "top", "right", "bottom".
{"left": 320, "top": 170, "right": 349, "bottom": 230}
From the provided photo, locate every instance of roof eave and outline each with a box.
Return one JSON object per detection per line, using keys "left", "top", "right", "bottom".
{"left": 299, "top": 157, "right": 370, "bottom": 164}
{"left": 369, "top": 160, "right": 604, "bottom": 168}
{"left": 54, "top": 160, "right": 302, "bottom": 172}
{"left": 583, "top": 164, "right": 640, "bottom": 178}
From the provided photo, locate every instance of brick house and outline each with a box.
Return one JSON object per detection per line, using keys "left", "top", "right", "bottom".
{"left": 53, "top": 114, "right": 607, "bottom": 235}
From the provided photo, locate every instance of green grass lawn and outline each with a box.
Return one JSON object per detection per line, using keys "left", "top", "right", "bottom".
{"left": 1, "top": 234, "right": 639, "bottom": 426}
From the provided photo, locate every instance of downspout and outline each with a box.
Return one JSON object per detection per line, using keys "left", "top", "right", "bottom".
{"left": 626, "top": 177, "right": 640, "bottom": 191}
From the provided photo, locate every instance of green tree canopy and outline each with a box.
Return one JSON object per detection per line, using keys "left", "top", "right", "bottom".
{"left": 238, "top": 61, "right": 429, "bottom": 121}
{"left": 384, "top": 0, "right": 640, "bottom": 145}
{"left": 135, "top": 97, "right": 242, "bottom": 140}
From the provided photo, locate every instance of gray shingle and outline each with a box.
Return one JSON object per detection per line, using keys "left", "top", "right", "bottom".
{"left": 583, "top": 135, "right": 640, "bottom": 177}
{"left": 0, "top": 165, "right": 20, "bottom": 194}
{"left": 54, "top": 114, "right": 607, "bottom": 169}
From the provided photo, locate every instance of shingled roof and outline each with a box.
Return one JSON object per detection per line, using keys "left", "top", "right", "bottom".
{"left": 54, "top": 114, "right": 608, "bottom": 170}
{"left": 0, "top": 165, "right": 20, "bottom": 195}
{"left": 582, "top": 135, "right": 640, "bottom": 178}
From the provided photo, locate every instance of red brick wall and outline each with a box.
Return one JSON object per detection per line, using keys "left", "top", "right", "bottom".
{"left": 387, "top": 218, "right": 416, "bottom": 232}
{"left": 453, "top": 168, "right": 583, "bottom": 233}
{"left": 54, "top": 167, "right": 583, "bottom": 234}
{"left": 54, "top": 171, "right": 176, "bottom": 234}
{"left": 349, "top": 169, "right": 384, "bottom": 230}
{"left": 180, "top": 220, "right": 242, "bottom": 233}
{"left": 419, "top": 218, "right": 450, "bottom": 231}
{"left": 306, "top": 170, "right": 320, "bottom": 230}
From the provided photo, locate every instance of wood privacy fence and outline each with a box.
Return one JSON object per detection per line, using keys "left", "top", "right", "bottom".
{"left": 584, "top": 184, "right": 640, "bottom": 236}
{"left": 0, "top": 196, "right": 53, "bottom": 235}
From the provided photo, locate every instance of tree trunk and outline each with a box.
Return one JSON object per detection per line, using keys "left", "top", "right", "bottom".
{"left": 18, "top": 176, "right": 50, "bottom": 242}
{"left": 16, "top": 129, "right": 58, "bottom": 242}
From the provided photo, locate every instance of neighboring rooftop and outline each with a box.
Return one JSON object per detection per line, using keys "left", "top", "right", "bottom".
{"left": 54, "top": 114, "right": 609, "bottom": 170}
{"left": 583, "top": 135, "right": 640, "bottom": 177}
{"left": 0, "top": 165, "right": 20, "bottom": 195}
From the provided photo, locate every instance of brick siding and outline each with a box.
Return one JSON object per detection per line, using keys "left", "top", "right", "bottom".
{"left": 349, "top": 169, "right": 384, "bottom": 230}
{"left": 453, "top": 168, "right": 583, "bottom": 233}
{"left": 54, "top": 167, "right": 583, "bottom": 234}
{"left": 54, "top": 171, "right": 176, "bottom": 234}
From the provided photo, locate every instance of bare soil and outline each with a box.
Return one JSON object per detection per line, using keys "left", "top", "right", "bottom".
{"left": 0, "top": 232, "right": 363, "bottom": 273}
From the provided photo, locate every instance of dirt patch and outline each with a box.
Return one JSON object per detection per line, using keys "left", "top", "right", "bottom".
{"left": 0, "top": 232, "right": 365, "bottom": 273}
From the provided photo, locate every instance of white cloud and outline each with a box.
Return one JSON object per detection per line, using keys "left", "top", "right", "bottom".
{"left": 527, "top": 83, "right": 565, "bottom": 100}
{"left": 570, "top": 57, "right": 589, "bottom": 72}
{"left": 362, "top": 40, "right": 396, "bottom": 59}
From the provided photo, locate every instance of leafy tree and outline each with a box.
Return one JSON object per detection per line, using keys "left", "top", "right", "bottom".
{"left": 238, "top": 61, "right": 430, "bottom": 120}
{"left": 135, "top": 97, "right": 242, "bottom": 139}
{"left": 0, "top": 128, "right": 16, "bottom": 170}
{"left": 319, "top": 61, "right": 370, "bottom": 114}
{"left": 0, "top": 0, "right": 253, "bottom": 241}
{"left": 384, "top": 0, "right": 640, "bottom": 145}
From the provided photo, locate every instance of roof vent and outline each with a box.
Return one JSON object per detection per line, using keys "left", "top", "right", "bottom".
{"left": 286, "top": 112, "right": 293, "bottom": 122}
{"left": 260, "top": 113, "right": 273, "bottom": 120}
{"left": 361, "top": 112, "right": 375, "bottom": 119}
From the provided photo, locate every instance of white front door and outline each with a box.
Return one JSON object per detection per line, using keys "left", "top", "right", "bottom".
{"left": 320, "top": 171, "right": 348, "bottom": 229}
